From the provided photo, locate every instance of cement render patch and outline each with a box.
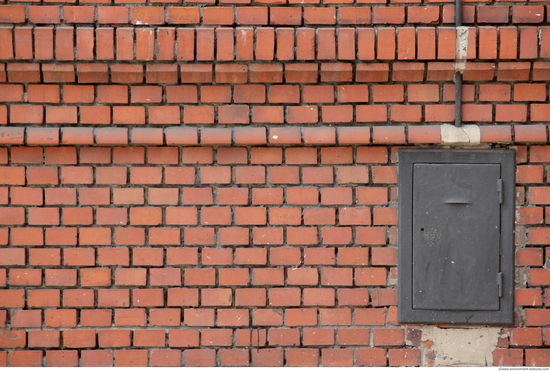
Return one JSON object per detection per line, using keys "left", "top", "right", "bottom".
{"left": 441, "top": 124, "right": 481, "bottom": 145}
{"left": 417, "top": 326, "right": 501, "bottom": 366}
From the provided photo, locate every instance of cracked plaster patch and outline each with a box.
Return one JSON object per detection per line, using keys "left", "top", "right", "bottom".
{"left": 441, "top": 124, "right": 480, "bottom": 145}
{"left": 417, "top": 326, "right": 501, "bottom": 366}
{"left": 454, "top": 26, "right": 470, "bottom": 73}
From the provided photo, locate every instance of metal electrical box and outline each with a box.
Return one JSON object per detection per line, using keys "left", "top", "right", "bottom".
{"left": 398, "top": 150, "right": 515, "bottom": 324}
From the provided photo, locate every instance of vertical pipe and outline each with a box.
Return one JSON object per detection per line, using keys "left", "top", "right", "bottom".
{"left": 455, "top": 0, "right": 462, "bottom": 28}
{"left": 455, "top": 72, "right": 462, "bottom": 127}
{"left": 455, "top": 0, "right": 462, "bottom": 127}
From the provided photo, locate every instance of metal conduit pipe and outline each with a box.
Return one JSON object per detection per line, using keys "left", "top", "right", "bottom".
{"left": 455, "top": 0, "right": 462, "bottom": 128}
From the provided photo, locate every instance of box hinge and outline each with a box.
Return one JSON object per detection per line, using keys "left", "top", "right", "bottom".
{"left": 497, "top": 272, "right": 503, "bottom": 297}
{"left": 497, "top": 179, "right": 503, "bottom": 204}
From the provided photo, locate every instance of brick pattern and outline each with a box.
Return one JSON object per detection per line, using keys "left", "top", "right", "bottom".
{"left": 0, "top": 145, "right": 398, "bottom": 367}
{"left": 1, "top": 62, "right": 547, "bottom": 83}
{"left": 0, "top": 25, "right": 549, "bottom": 62}
{"left": 0, "top": 144, "right": 548, "bottom": 366}
{"left": 496, "top": 146, "right": 550, "bottom": 366}
{"left": 1, "top": 0, "right": 550, "bottom": 367}
{"left": 4, "top": 125, "right": 550, "bottom": 146}
{"left": 0, "top": 5, "right": 548, "bottom": 25}
{"left": 1, "top": 78, "right": 550, "bottom": 127}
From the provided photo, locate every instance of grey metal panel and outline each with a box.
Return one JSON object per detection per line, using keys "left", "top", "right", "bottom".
{"left": 397, "top": 149, "right": 515, "bottom": 325}
{"left": 412, "top": 164, "right": 500, "bottom": 311}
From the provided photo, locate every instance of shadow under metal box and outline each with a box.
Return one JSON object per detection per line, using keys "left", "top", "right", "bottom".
{"left": 398, "top": 149, "right": 515, "bottom": 325}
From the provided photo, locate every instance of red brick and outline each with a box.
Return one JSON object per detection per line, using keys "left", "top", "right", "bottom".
{"left": 45, "top": 350, "right": 78, "bottom": 367}
{"left": 45, "top": 269, "right": 77, "bottom": 287}
{"left": 63, "top": 329, "right": 96, "bottom": 348}
{"left": 302, "top": 327, "right": 334, "bottom": 346}
{"left": 269, "top": 86, "right": 299, "bottom": 105}
{"left": 115, "top": 350, "right": 148, "bottom": 367}
{"left": 149, "top": 349, "right": 181, "bottom": 367}
{"left": 234, "top": 247, "right": 265, "bottom": 265}
{"left": 29, "top": 249, "right": 60, "bottom": 267}
{"left": 354, "top": 267, "right": 386, "bottom": 285}
{"left": 372, "top": 328, "right": 404, "bottom": 346}
{"left": 510, "top": 328, "right": 543, "bottom": 346}
{"left": 304, "top": 247, "right": 335, "bottom": 265}
{"left": 389, "top": 349, "right": 421, "bottom": 367}
{"left": 303, "top": 287, "right": 334, "bottom": 306}
{"left": 11, "top": 309, "right": 42, "bottom": 328}
{"left": 97, "top": 329, "right": 131, "bottom": 348}
{"left": 320, "top": 227, "right": 351, "bottom": 245}
{"left": 338, "top": 165, "right": 369, "bottom": 184}
{"left": 356, "top": 349, "right": 387, "bottom": 366}
{"left": 202, "top": 7, "right": 234, "bottom": 25}
{"left": 517, "top": 248, "right": 543, "bottom": 267}
{"left": 97, "top": 7, "right": 128, "bottom": 24}
{"left": 46, "top": 230, "right": 74, "bottom": 248}
{"left": 11, "top": 228, "right": 44, "bottom": 246}
{"left": 131, "top": 288, "right": 163, "bottom": 307}
{"left": 234, "top": 288, "right": 265, "bottom": 308}
{"left": 165, "top": 288, "right": 198, "bottom": 308}
{"left": 270, "top": 7, "right": 301, "bottom": 26}
{"left": 336, "top": 29, "right": 355, "bottom": 60}
{"left": 182, "top": 228, "right": 214, "bottom": 246}
{"left": 320, "top": 188, "right": 352, "bottom": 205}
{"left": 337, "top": 288, "right": 369, "bottom": 306}
{"left": 303, "top": 7, "right": 335, "bottom": 25}
{"left": 512, "top": 5, "right": 544, "bottom": 23}
{"left": 253, "top": 227, "right": 284, "bottom": 245}
{"left": 63, "top": 248, "right": 94, "bottom": 267}
{"left": 79, "top": 350, "right": 112, "bottom": 367}
{"left": 250, "top": 349, "right": 282, "bottom": 367}
{"left": 366, "top": 247, "right": 396, "bottom": 266}
{"left": 251, "top": 268, "right": 283, "bottom": 286}
{"left": 493, "top": 349, "right": 523, "bottom": 367}
{"left": 321, "top": 349, "right": 353, "bottom": 367}
{"left": 247, "top": 60, "right": 280, "bottom": 80}
{"left": 357, "top": 62, "right": 388, "bottom": 81}
{"left": 526, "top": 349, "right": 550, "bottom": 366}
{"left": 250, "top": 106, "right": 282, "bottom": 124}
{"left": 339, "top": 6, "right": 371, "bottom": 23}
{"left": 0, "top": 6, "right": 26, "bottom": 23}
{"left": 133, "top": 329, "right": 165, "bottom": 347}
{"left": 353, "top": 308, "right": 384, "bottom": 326}
{"left": 516, "top": 288, "right": 543, "bottom": 307}
{"left": 10, "top": 105, "right": 43, "bottom": 124}
{"left": 28, "top": 330, "right": 60, "bottom": 348}
{"left": 164, "top": 6, "right": 200, "bottom": 24}
{"left": 356, "top": 28, "right": 378, "bottom": 60}
{"left": 149, "top": 308, "right": 181, "bottom": 327}
{"left": 183, "top": 268, "right": 214, "bottom": 287}
{"left": 286, "top": 349, "right": 319, "bottom": 367}
{"left": 497, "top": 62, "right": 531, "bottom": 81}
{"left": 287, "top": 106, "right": 319, "bottom": 124}
{"left": 63, "top": 289, "right": 95, "bottom": 308}
{"left": 371, "top": 288, "right": 397, "bottom": 306}
{"left": 335, "top": 248, "right": 368, "bottom": 266}
{"left": 80, "top": 106, "right": 110, "bottom": 125}
{"left": 81, "top": 268, "right": 111, "bottom": 287}
{"left": 301, "top": 167, "right": 332, "bottom": 184}
{"left": 0, "top": 208, "right": 25, "bottom": 226}
{"left": 372, "top": 126, "right": 406, "bottom": 144}
{"left": 182, "top": 308, "right": 214, "bottom": 327}
{"left": 10, "top": 350, "right": 43, "bottom": 367}
{"left": 131, "top": 7, "right": 164, "bottom": 25}
{"left": 515, "top": 124, "right": 546, "bottom": 142}
{"left": 165, "top": 330, "right": 198, "bottom": 349}
{"left": 285, "top": 269, "right": 317, "bottom": 287}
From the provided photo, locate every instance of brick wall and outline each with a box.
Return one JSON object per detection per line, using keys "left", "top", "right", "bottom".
{"left": 0, "top": 0, "right": 550, "bottom": 367}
